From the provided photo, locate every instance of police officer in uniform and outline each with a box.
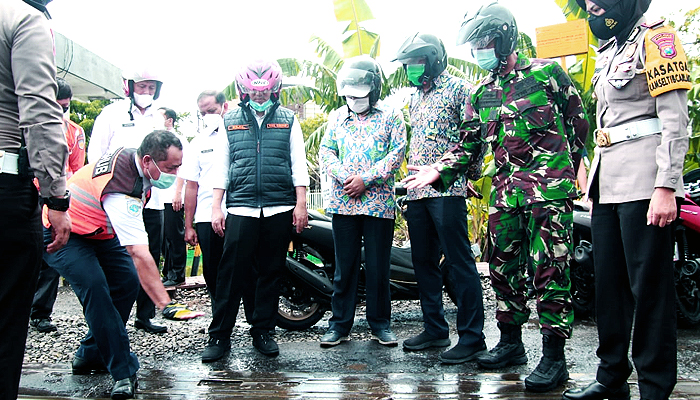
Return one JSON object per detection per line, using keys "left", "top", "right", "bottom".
{"left": 0, "top": 1, "right": 71, "bottom": 397}
{"left": 403, "top": 3, "right": 589, "bottom": 392}
{"left": 31, "top": 77, "right": 86, "bottom": 334}
{"left": 563, "top": 1, "right": 690, "bottom": 399}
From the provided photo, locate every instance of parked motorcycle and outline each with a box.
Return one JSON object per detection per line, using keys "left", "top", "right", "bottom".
{"left": 276, "top": 199, "right": 461, "bottom": 331}
{"left": 570, "top": 170, "right": 700, "bottom": 327}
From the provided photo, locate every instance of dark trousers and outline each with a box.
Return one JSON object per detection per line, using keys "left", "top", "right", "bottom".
{"left": 44, "top": 230, "right": 140, "bottom": 381}
{"left": 0, "top": 175, "right": 41, "bottom": 400}
{"left": 208, "top": 211, "right": 290, "bottom": 339}
{"left": 196, "top": 223, "right": 222, "bottom": 304}
{"left": 592, "top": 198, "right": 677, "bottom": 400}
{"left": 162, "top": 203, "right": 186, "bottom": 282}
{"left": 328, "top": 214, "right": 394, "bottom": 335}
{"left": 30, "top": 259, "right": 60, "bottom": 319}
{"left": 136, "top": 208, "right": 163, "bottom": 321}
{"left": 406, "top": 197, "right": 485, "bottom": 347}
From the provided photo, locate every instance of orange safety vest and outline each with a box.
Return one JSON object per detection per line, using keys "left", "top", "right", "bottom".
{"left": 44, "top": 147, "right": 146, "bottom": 240}
{"left": 64, "top": 118, "right": 86, "bottom": 178}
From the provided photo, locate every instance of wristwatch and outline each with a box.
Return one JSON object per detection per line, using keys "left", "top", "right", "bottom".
{"left": 43, "top": 190, "right": 71, "bottom": 212}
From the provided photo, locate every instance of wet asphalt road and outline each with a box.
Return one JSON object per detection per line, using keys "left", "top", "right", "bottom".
{"left": 18, "top": 268, "right": 700, "bottom": 399}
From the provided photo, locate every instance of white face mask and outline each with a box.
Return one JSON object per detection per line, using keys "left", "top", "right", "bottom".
{"left": 201, "top": 113, "right": 222, "bottom": 134}
{"left": 346, "top": 96, "right": 370, "bottom": 114}
{"left": 133, "top": 93, "right": 154, "bottom": 108}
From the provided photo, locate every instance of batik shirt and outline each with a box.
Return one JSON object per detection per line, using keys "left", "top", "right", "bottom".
{"left": 434, "top": 53, "right": 589, "bottom": 208}
{"left": 320, "top": 102, "right": 407, "bottom": 219}
{"left": 406, "top": 71, "right": 471, "bottom": 200}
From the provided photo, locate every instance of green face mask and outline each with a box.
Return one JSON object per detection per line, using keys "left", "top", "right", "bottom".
{"left": 249, "top": 99, "right": 273, "bottom": 112}
{"left": 406, "top": 64, "right": 426, "bottom": 86}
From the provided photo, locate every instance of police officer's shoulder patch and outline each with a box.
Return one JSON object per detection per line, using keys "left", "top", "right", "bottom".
{"left": 125, "top": 196, "right": 142, "bottom": 217}
{"left": 644, "top": 23, "right": 692, "bottom": 97}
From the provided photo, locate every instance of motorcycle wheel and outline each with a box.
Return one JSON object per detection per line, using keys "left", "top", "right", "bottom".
{"left": 569, "top": 241, "right": 596, "bottom": 320}
{"left": 276, "top": 259, "right": 329, "bottom": 331}
{"left": 675, "top": 258, "right": 700, "bottom": 328}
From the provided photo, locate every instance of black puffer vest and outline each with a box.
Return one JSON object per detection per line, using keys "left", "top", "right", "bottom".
{"left": 223, "top": 103, "right": 296, "bottom": 208}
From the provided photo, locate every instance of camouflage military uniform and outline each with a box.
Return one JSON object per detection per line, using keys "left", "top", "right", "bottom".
{"left": 434, "top": 53, "right": 589, "bottom": 337}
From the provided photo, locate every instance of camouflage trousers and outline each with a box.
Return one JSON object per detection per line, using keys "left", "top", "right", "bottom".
{"left": 487, "top": 199, "right": 574, "bottom": 338}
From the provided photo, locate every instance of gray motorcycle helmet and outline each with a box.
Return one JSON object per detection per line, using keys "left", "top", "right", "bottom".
{"left": 456, "top": 2, "right": 518, "bottom": 59}
{"left": 393, "top": 33, "right": 448, "bottom": 86}
{"left": 336, "top": 55, "right": 383, "bottom": 106}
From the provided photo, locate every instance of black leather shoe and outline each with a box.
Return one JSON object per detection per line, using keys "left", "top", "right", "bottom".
{"left": 439, "top": 342, "right": 487, "bottom": 364}
{"left": 111, "top": 374, "right": 137, "bottom": 399}
{"left": 71, "top": 355, "right": 108, "bottom": 375}
{"left": 201, "top": 337, "right": 230, "bottom": 362}
{"left": 163, "top": 278, "right": 185, "bottom": 287}
{"left": 562, "top": 381, "right": 630, "bottom": 400}
{"left": 403, "top": 331, "right": 450, "bottom": 351}
{"left": 320, "top": 330, "right": 349, "bottom": 348}
{"left": 252, "top": 331, "right": 279, "bottom": 356}
{"left": 134, "top": 319, "right": 167, "bottom": 334}
{"left": 31, "top": 318, "right": 57, "bottom": 333}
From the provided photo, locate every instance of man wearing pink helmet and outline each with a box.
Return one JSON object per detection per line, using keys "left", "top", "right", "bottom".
{"left": 201, "top": 59, "right": 310, "bottom": 361}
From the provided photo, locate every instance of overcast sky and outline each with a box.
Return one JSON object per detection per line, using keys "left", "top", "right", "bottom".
{"left": 46, "top": 0, "right": 690, "bottom": 121}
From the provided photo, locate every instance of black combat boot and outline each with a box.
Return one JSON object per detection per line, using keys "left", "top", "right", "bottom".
{"left": 524, "top": 334, "right": 568, "bottom": 392}
{"left": 476, "top": 322, "right": 527, "bottom": 369}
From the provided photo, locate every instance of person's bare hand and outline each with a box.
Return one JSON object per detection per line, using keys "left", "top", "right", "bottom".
{"left": 401, "top": 165, "right": 440, "bottom": 189}
{"left": 212, "top": 207, "right": 225, "bottom": 237}
{"left": 293, "top": 204, "right": 308, "bottom": 234}
{"left": 343, "top": 175, "right": 366, "bottom": 198}
{"left": 172, "top": 196, "right": 183, "bottom": 212}
{"left": 184, "top": 226, "right": 198, "bottom": 246}
{"left": 46, "top": 209, "right": 71, "bottom": 253}
{"left": 647, "top": 187, "right": 677, "bottom": 228}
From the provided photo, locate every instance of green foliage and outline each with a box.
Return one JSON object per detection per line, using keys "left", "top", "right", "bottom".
{"left": 69, "top": 99, "right": 110, "bottom": 149}
{"left": 467, "top": 154, "right": 494, "bottom": 260}
{"left": 333, "top": 0, "right": 379, "bottom": 57}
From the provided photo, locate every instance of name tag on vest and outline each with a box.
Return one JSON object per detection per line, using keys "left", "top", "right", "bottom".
{"left": 93, "top": 150, "right": 118, "bottom": 177}
{"left": 267, "top": 123, "right": 289, "bottom": 129}
{"left": 227, "top": 124, "right": 249, "bottom": 131}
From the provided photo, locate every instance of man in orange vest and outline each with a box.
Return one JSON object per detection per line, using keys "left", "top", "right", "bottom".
{"left": 43, "top": 130, "right": 202, "bottom": 399}
{"left": 30, "top": 77, "right": 86, "bottom": 333}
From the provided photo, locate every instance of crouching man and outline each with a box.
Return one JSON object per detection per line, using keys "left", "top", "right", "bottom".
{"left": 43, "top": 130, "right": 203, "bottom": 399}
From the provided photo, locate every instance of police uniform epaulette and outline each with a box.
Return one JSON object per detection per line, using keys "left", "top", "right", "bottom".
{"left": 642, "top": 19, "right": 665, "bottom": 29}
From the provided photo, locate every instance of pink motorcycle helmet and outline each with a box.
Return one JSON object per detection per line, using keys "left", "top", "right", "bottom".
{"left": 235, "top": 59, "right": 283, "bottom": 102}
{"left": 122, "top": 68, "right": 163, "bottom": 99}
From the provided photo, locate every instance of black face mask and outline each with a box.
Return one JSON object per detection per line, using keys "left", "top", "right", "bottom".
{"left": 588, "top": 4, "right": 627, "bottom": 40}
{"left": 61, "top": 106, "right": 69, "bottom": 114}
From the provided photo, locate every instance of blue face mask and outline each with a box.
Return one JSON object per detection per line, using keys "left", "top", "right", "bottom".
{"left": 474, "top": 48, "right": 500, "bottom": 71}
{"left": 249, "top": 99, "right": 273, "bottom": 112}
{"left": 148, "top": 161, "right": 177, "bottom": 189}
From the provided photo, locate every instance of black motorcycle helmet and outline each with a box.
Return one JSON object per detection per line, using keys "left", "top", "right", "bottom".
{"left": 393, "top": 33, "right": 448, "bottom": 86}
{"left": 457, "top": 2, "right": 518, "bottom": 63}
{"left": 336, "top": 55, "right": 383, "bottom": 106}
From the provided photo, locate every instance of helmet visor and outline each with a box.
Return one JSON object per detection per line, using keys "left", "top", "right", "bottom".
{"left": 336, "top": 68, "right": 376, "bottom": 97}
